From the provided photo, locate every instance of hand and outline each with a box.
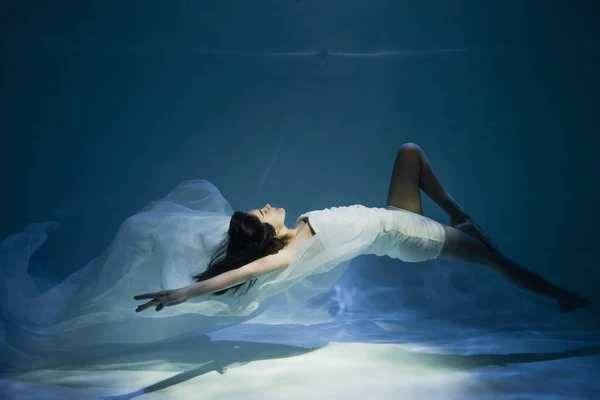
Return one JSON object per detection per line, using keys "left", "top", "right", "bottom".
{"left": 134, "top": 287, "right": 189, "bottom": 312}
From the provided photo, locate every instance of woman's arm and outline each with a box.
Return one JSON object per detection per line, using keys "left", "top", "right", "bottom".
{"left": 184, "top": 249, "right": 295, "bottom": 298}
{"left": 134, "top": 249, "right": 295, "bottom": 312}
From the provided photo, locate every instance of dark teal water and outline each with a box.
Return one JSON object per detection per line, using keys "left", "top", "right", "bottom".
{"left": 1, "top": 1, "right": 598, "bottom": 398}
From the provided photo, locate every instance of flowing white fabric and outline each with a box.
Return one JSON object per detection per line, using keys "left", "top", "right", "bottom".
{"left": 0, "top": 180, "right": 447, "bottom": 371}
{"left": 0, "top": 180, "right": 353, "bottom": 371}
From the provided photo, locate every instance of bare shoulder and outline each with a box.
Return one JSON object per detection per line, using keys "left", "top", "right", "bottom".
{"left": 286, "top": 220, "right": 315, "bottom": 252}
{"left": 250, "top": 221, "right": 316, "bottom": 279}
{"left": 246, "top": 218, "right": 316, "bottom": 279}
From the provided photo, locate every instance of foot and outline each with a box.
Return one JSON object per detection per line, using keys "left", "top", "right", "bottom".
{"left": 558, "top": 292, "right": 593, "bottom": 313}
{"left": 450, "top": 211, "right": 471, "bottom": 228}
{"left": 450, "top": 212, "right": 500, "bottom": 254}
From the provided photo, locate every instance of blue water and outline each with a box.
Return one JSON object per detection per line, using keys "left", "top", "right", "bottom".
{"left": 1, "top": 1, "right": 599, "bottom": 399}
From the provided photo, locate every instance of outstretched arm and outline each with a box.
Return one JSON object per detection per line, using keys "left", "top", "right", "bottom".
{"left": 134, "top": 249, "right": 295, "bottom": 312}
{"left": 186, "top": 249, "right": 295, "bottom": 298}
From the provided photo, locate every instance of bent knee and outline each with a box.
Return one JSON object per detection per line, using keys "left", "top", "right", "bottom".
{"left": 398, "top": 143, "right": 423, "bottom": 160}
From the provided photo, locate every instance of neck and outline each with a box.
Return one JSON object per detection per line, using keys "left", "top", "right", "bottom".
{"left": 277, "top": 226, "right": 298, "bottom": 240}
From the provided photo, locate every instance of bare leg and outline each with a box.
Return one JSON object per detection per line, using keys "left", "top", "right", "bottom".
{"left": 438, "top": 224, "right": 592, "bottom": 313}
{"left": 387, "top": 143, "right": 497, "bottom": 251}
{"left": 387, "top": 143, "right": 465, "bottom": 218}
{"left": 413, "top": 145, "right": 468, "bottom": 223}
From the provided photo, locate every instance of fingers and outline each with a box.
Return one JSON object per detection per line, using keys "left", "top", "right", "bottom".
{"left": 134, "top": 290, "right": 181, "bottom": 313}
{"left": 136, "top": 299, "right": 158, "bottom": 313}
{"left": 134, "top": 293, "right": 159, "bottom": 300}
{"left": 136, "top": 299, "right": 168, "bottom": 313}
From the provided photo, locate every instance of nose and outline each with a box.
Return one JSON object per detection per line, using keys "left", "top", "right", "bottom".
{"left": 265, "top": 203, "right": 272, "bottom": 210}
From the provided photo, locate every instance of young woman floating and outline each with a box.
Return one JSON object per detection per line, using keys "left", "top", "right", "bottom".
{"left": 135, "top": 143, "right": 591, "bottom": 314}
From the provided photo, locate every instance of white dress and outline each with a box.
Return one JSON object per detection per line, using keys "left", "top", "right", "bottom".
{"left": 0, "top": 180, "right": 445, "bottom": 371}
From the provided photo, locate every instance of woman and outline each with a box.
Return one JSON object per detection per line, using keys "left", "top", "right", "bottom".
{"left": 1, "top": 143, "right": 593, "bottom": 372}
{"left": 134, "top": 143, "right": 592, "bottom": 314}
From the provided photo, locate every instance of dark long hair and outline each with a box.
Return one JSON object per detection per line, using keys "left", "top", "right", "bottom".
{"left": 191, "top": 211, "right": 291, "bottom": 297}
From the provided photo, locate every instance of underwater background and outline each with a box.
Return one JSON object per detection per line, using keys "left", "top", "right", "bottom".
{"left": 1, "top": 1, "right": 599, "bottom": 399}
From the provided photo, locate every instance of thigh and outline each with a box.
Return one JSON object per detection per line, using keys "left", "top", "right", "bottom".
{"left": 378, "top": 210, "right": 446, "bottom": 262}
{"left": 386, "top": 146, "right": 423, "bottom": 215}
{"left": 437, "top": 224, "right": 492, "bottom": 265}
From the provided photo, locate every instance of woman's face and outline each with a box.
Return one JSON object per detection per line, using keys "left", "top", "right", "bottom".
{"left": 248, "top": 203, "right": 286, "bottom": 233}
